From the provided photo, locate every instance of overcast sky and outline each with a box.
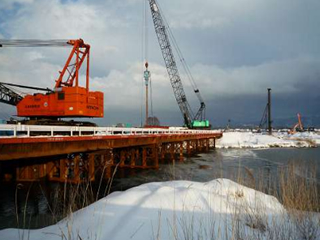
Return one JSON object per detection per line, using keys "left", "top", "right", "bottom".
{"left": 0, "top": 0, "right": 319, "bottom": 127}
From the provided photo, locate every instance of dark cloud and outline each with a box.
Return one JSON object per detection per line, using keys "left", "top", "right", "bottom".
{"left": 0, "top": 0, "right": 319, "bottom": 127}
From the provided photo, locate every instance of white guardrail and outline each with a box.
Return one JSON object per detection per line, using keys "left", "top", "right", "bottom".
{"left": 0, "top": 124, "right": 219, "bottom": 138}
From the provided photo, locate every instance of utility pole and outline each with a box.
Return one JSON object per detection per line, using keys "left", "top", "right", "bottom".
{"left": 144, "top": 62, "right": 150, "bottom": 126}
{"left": 267, "top": 88, "right": 272, "bottom": 134}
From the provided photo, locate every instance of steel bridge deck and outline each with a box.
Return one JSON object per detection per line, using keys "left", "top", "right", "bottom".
{"left": 0, "top": 132, "right": 221, "bottom": 161}
{"left": 0, "top": 124, "right": 222, "bottom": 182}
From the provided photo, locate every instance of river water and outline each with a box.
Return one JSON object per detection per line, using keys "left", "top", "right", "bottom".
{"left": 0, "top": 147, "right": 319, "bottom": 230}
{"left": 114, "top": 147, "right": 320, "bottom": 191}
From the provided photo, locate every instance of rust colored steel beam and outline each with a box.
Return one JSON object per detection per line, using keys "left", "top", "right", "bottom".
{"left": 0, "top": 133, "right": 222, "bottom": 161}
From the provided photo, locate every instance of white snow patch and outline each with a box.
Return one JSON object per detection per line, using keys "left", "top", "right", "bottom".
{"left": 216, "top": 131, "right": 317, "bottom": 149}
{"left": 0, "top": 179, "right": 288, "bottom": 240}
{"left": 277, "top": 131, "right": 320, "bottom": 145}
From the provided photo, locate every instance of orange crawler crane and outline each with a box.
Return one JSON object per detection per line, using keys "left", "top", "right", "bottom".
{"left": 0, "top": 39, "right": 103, "bottom": 120}
{"left": 289, "top": 113, "right": 304, "bottom": 134}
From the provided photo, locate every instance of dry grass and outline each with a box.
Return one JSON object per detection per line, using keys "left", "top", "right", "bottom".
{"left": 13, "top": 157, "right": 319, "bottom": 240}
{"left": 152, "top": 160, "right": 320, "bottom": 240}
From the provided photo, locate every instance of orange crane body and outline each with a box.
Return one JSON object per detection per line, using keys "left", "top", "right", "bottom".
{"left": 289, "top": 113, "right": 304, "bottom": 134}
{"left": 297, "top": 113, "right": 303, "bottom": 130}
{"left": 16, "top": 87, "right": 103, "bottom": 118}
{"left": 1, "top": 39, "right": 104, "bottom": 118}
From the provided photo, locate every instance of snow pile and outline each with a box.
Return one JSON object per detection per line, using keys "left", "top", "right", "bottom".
{"left": 277, "top": 131, "right": 320, "bottom": 145}
{"left": 216, "top": 132, "right": 316, "bottom": 149}
{"left": 0, "top": 179, "right": 289, "bottom": 240}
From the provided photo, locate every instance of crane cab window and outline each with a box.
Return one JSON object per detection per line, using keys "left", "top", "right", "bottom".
{"left": 58, "top": 92, "right": 65, "bottom": 100}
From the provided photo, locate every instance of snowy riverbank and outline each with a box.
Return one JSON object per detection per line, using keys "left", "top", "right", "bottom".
{"left": 1, "top": 178, "right": 318, "bottom": 240}
{"left": 216, "top": 131, "right": 320, "bottom": 149}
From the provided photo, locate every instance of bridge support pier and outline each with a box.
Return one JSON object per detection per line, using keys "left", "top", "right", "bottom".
{"left": 153, "top": 144, "right": 159, "bottom": 168}
{"left": 179, "top": 142, "right": 184, "bottom": 162}
{"left": 186, "top": 141, "right": 191, "bottom": 157}
{"left": 170, "top": 143, "right": 175, "bottom": 162}
{"left": 142, "top": 148, "right": 147, "bottom": 168}
{"left": 205, "top": 139, "right": 209, "bottom": 152}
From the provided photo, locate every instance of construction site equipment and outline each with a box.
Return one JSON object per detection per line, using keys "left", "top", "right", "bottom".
{"left": 289, "top": 113, "right": 316, "bottom": 133}
{"left": 0, "top": 82, "right": 24, "bottom": 106}
{"left": 258, "top": 88, "right": 272, "bottom": 134}
{"left": 144, "top": 62, "right": 151, "bottom": 125}
{"left": 290, "top": 113, "right": 304, "bottom": 134}
{"left": 147, "top": 0, "right": 210, "bottom": 129}
{"left": 0, "top": 39, "right": 103, "bottom": 120}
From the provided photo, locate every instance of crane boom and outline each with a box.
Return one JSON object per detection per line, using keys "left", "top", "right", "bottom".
{"left": 0, "top": 83, "right": 23, "bottom": 106}
{"left": 148, "top": 0, "right": 194, "bottom": 127}
{"left": 0, "top": 82, "right": 53, "bottom": 92}
{"left": 147, "top": 0, "right": 209, "bottom": 128}
{"left": 0, "top": 39, "right": 69, "bottom": 47}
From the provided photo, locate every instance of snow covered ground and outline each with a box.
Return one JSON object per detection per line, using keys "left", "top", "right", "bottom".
{"left": 2, "top": 178, "right": 317, "bottom": 240}
{"left": 216, "top": 131, "right": 320, "bottom": 149}
{"left": 279, "top": 131, "right": 320, "bottom": 145}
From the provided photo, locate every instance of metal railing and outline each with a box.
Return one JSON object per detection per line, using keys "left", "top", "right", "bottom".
{"left": 0, "top": 124, "right": 220, "bottom": 138}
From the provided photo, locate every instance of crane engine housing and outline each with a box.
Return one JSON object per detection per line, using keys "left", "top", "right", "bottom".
{"left": 17, "top": 87, "right": 103, "bottom": 118}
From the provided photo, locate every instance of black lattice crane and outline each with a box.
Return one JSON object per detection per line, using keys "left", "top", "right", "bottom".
{"left": 147, "top": 0, "right": 209, "bottom": 129}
